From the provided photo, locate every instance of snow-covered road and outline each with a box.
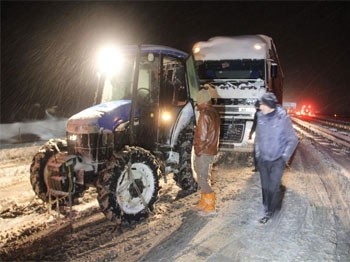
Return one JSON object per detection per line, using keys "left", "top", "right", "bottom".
{"left": 141, "top": 139, "right": 349, "bottom": 261}
{"left": 1, "top": 134, "right": 349, "bottom": 261}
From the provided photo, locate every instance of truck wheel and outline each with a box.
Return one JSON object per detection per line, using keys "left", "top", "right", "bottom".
{"left": 96, "top": 147, "right": 161, "bottom": 223}
{"left": 30, "top": 139, "right": 67, "bottom": 202}
{"left": 173, "top": 121, "right": 198, "bottom": 193}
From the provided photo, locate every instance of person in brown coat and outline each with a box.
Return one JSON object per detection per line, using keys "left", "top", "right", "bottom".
{"left": 192, "top": 88, "right": 221, "bottom": 216}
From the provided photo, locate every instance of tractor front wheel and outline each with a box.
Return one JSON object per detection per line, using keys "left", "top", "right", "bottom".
{"left": 173, "top": 121, "right": 198, "bottom": 193}
{"left": 96, "top": 147, "right": 161, "bottom": 223}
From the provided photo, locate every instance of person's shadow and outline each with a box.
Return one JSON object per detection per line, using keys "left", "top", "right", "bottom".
{"left": 276, "top": 184, "right": 287, "bottom": 211}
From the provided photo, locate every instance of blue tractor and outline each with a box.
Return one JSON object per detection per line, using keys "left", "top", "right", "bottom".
{"left": 30, "top": 45, "right": 200, "bottom": 223}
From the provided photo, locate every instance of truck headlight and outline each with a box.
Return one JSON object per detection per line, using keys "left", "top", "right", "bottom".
{"left": 193, "top": 46, "right": 201, "bottom": 54}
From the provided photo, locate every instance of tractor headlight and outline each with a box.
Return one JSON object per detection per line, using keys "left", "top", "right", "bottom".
{"left": 161, "top": 111, "right": 172, "bottom": 122}
{"left": 68, "top": 134, "right": 77, "bottom": 141}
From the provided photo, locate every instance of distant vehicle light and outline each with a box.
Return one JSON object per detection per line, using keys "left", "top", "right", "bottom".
{"left": 300, "top": 104, "right": 313, "bottom": 116}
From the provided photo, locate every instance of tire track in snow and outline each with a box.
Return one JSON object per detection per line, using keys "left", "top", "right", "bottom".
{"left": 303, "top": 140, "right": 350, "bottom": 261}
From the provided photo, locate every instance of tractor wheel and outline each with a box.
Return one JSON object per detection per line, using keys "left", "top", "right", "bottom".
{"left": 96, "top": 147, "right": 161, "bottom": 223}
{"left": 29, "top": 139, "right": 67, "bottom": 202}
{"left": 173, "top": 121, "right": 198, "bottom": 193}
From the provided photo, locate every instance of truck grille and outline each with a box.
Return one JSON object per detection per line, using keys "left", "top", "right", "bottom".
{"left": 219, "top": 119, "right": 245, "bottom": 143}
{"left": 213, "top": 98, "right": 257, "bottom": 106}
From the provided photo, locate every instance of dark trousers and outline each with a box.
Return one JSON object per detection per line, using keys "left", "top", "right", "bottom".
{"left": 253, "top": 148, "right": 258, "bottom": 170}
{"left": 258, "top": 157, "right": 285, "bottom": 214}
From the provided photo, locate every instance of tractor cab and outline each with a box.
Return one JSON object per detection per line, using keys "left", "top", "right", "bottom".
{"left": 91, "top": 45, "right": 199, "bottom": 154}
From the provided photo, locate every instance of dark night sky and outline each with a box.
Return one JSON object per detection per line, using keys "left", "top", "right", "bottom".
{"left": 1, "top": 1, "right": 350, "bottom": 123}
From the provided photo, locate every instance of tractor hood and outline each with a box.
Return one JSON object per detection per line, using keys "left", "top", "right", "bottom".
{"left": 66, "top": 100, "right": 133, "bottom": 134}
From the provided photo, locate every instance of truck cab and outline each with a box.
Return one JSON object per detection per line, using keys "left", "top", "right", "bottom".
{"left": 193, "top": 35, "right": 284, "bottom": 152}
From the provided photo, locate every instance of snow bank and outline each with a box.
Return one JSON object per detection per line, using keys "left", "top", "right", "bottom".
{"left": 0, "top": 118, "right": 67, "bottom": 145}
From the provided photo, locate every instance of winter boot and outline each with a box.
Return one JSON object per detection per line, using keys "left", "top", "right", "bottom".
{"left": 198, "top": 192, "right": 216, "bottom": 217}
{"left": 192, "top": 193, "right": 206, "bottom": 211}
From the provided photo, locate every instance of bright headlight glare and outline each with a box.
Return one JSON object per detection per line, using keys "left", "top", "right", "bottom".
{"left": 98, "top": 45, "right": 124, "bottom": 77}
{"left": 193, "top": 46, "right": 200, "bottom": 54}
{"left": 161, "top": 111, "right": 172, "bottom": 122}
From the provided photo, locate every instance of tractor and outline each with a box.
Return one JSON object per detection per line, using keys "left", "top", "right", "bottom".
{"left": 30, "top": 45, "right": 200, "bottom": 223}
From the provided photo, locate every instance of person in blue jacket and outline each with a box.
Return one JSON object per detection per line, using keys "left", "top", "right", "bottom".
{"left": 255, "top": 92, "right": 298, "bottom": 224}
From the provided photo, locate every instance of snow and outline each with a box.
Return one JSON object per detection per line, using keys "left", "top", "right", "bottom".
{"left": 0, "top": 120, "right": 349, "bottom": 261}
{"left": 193, "top": 35, "right": 271, "bottom": 60}
{"left": 208, "top": 80, "right": 266, "bottom": 99}
{"left": 0, "top": 118, "right": 67, "bottom": 147}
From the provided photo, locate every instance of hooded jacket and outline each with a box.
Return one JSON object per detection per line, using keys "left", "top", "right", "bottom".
{"left": 255, "top": 106, "right": 298, "bottom": 162}
{"left": 194, "top": 103, "right": 220, "bottom": 156}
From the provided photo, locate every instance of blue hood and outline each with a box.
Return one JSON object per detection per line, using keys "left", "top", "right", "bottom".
{"left": 66, "top": 100, "right": 135, "bottom": 134}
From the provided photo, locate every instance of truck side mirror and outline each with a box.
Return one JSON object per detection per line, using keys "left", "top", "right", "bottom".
{"left": 271, "top": 63, "right": 278, "bottom": 78}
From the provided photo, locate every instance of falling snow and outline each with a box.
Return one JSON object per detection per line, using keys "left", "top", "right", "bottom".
{"left": 2, "top": 2, "right": 350, "bottom": 123}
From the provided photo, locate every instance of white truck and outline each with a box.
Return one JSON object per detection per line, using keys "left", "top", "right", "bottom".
{"left": 193, "top": 35, "right": 284, "bottom": 152}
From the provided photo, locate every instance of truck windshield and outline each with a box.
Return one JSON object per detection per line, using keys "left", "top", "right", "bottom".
{"left": 196, "top": 59, "right": 265, "bottom": 80}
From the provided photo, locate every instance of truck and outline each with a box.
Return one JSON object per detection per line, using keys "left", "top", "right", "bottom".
{"left": 30, "top": 45, "right": 200, "bottom": 223}
{"left": 283, "top": 102, "right": 297, "bottom": 115}
{"left": 192, "top": 35, "right": 284, "bottom": 152}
